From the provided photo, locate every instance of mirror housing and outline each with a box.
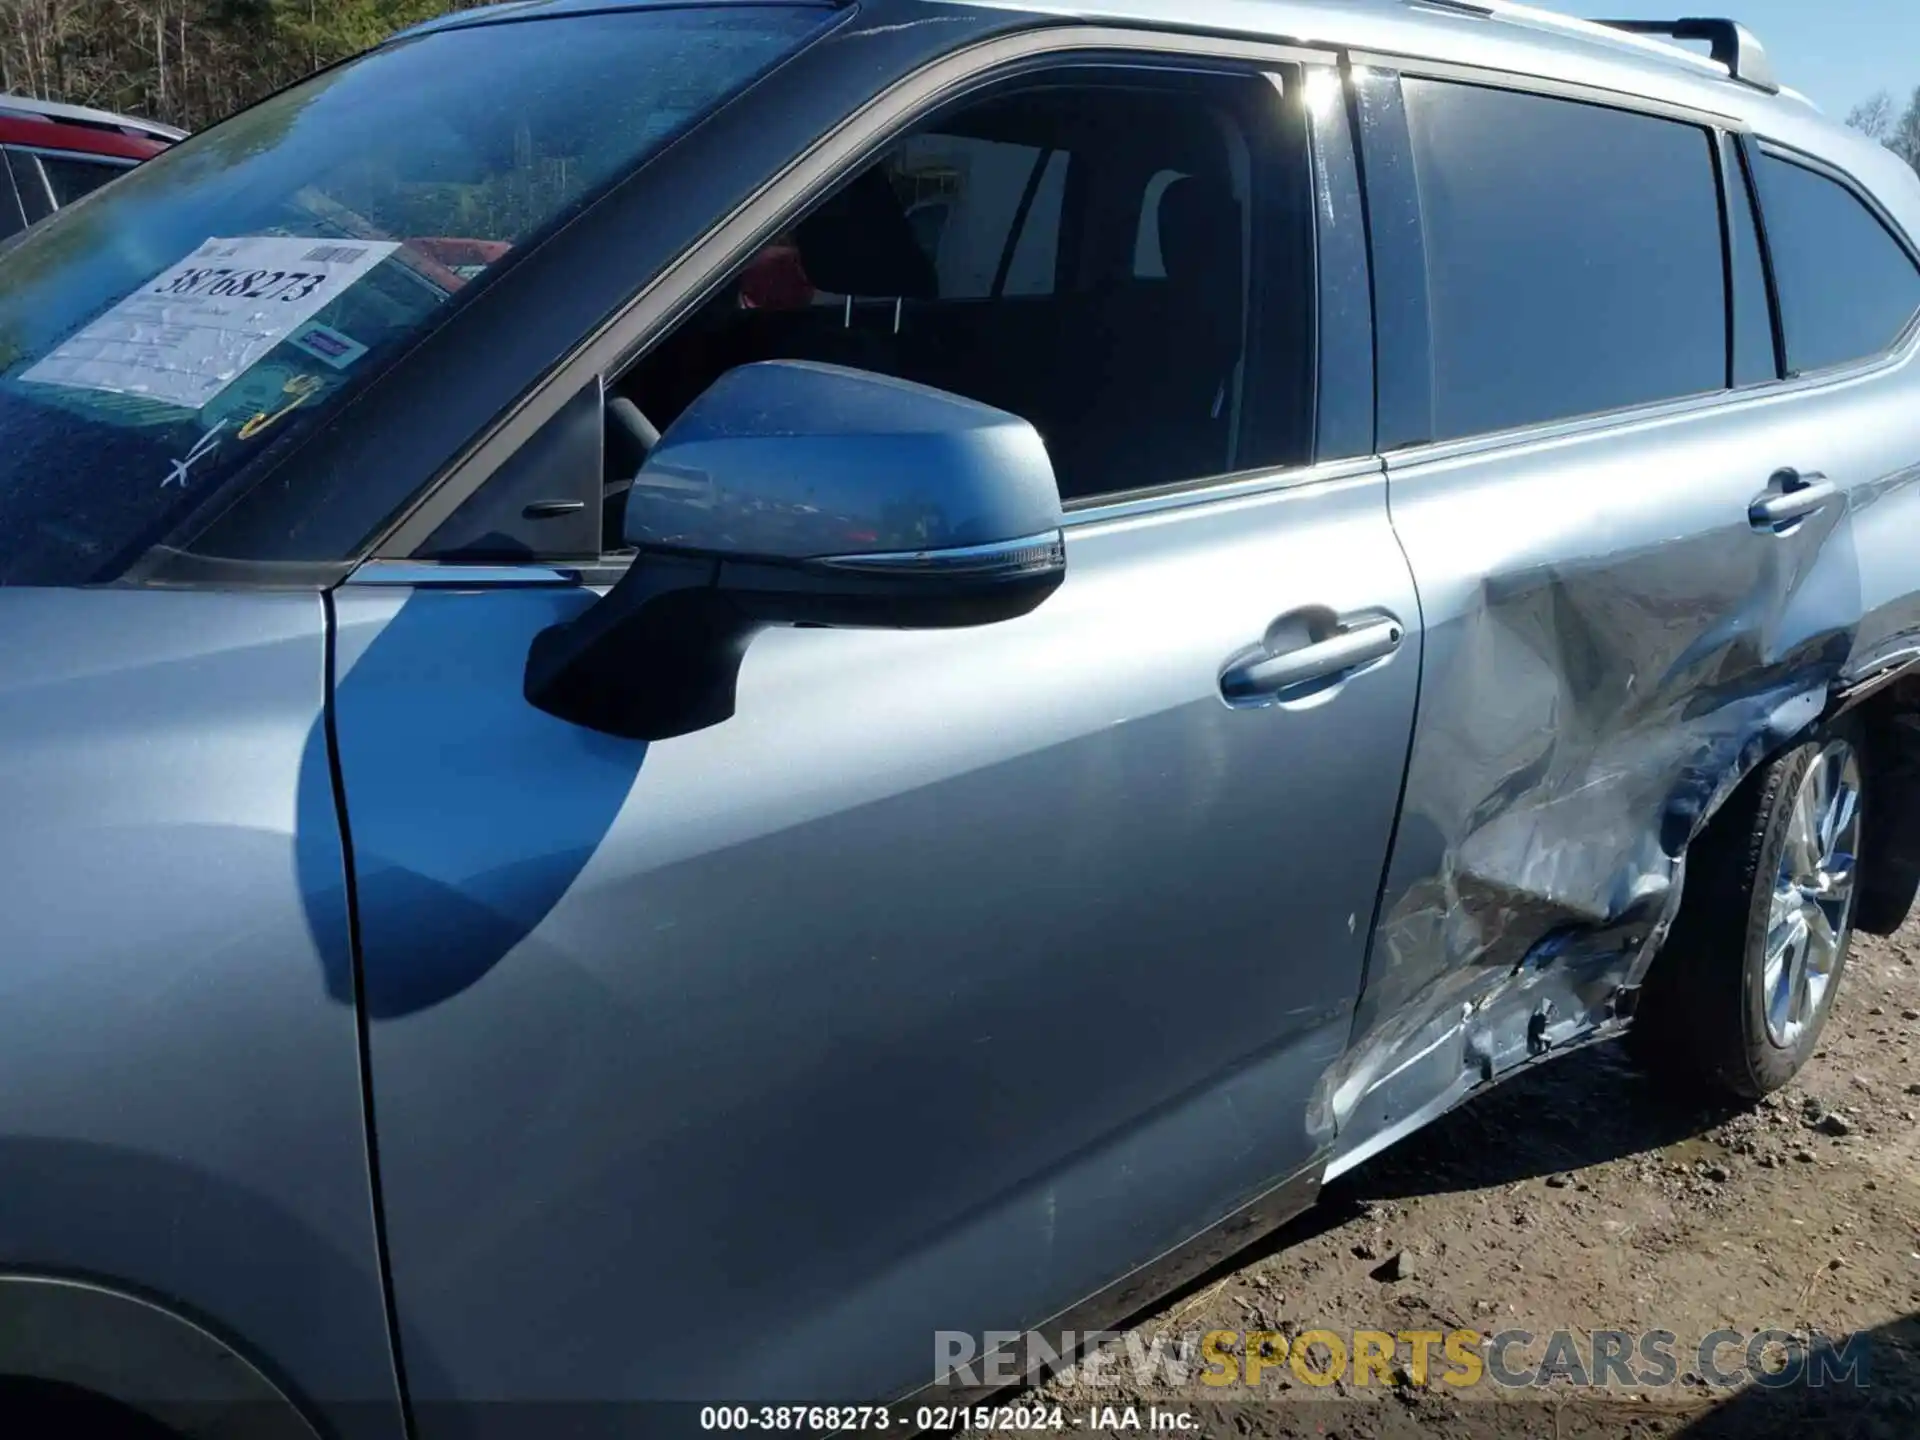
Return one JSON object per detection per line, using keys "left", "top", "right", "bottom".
{"left": 526, "top": 361, "right": 1066, "bottom": 741}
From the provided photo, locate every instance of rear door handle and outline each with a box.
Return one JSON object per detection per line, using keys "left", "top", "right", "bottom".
{"left": 1750, "top": 470, "right": 1835, "bottom": 532}
{"left": 1221, "top": 614, "right": 1403, "bottom": 702}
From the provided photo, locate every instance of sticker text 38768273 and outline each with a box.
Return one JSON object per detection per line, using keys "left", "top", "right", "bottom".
{"left": 19, "top": 236, "right": 399, "bottom": 413}
{"left": 153, "top": 266, "right": 334, "bottom": 305}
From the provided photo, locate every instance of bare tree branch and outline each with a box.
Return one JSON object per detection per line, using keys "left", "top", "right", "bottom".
{"left": 1848, "top": 90, "right": 1894, "bottom": 141}
{"left": 0, "top": 0, "right": 493, "bottom": 131}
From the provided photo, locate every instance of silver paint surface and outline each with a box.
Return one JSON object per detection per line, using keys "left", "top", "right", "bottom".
{"left": 0, "top": 589, "right": 401, "bottom": 1436}
{"left": 331, "top": 465, "right": 1419, "bottom": 1407}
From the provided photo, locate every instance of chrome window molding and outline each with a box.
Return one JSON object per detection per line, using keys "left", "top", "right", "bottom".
{"left": 346, "top": 560, "right": 600, "bottom": 588}
{"left": 1380, "top": 327, "right": 1920, "bottom": 473}
{"left": 1063, "top": 454, "right": 1384, "bottom": 529}
{"left": 347, "top": 454, "right": 1388, "bottom": 589}
{"left": 7, "top": 146, "right": 136, "bottom": 168}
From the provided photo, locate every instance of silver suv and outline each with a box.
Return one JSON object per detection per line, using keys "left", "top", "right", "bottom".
{"left": 0, "top": 0, "right": 1917, "bottom": 1434}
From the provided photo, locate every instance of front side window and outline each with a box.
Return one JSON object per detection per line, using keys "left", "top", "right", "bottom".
{"left": 0, "top": 5, "right": 830, "bottom": 586}
{"left": 1754, "top": 151, "right": 1920, "bottom": 375}
{"left": 1403, "top": 80, "right": 1728, "bottom": 442}
{"left": 610, "top": 71, "right": 1300, "bottom": 512}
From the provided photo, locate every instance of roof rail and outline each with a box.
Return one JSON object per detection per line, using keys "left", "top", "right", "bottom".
{"left": 0, "top": 93, "right": 186, "bottom": 142}
{"left": 1589, "top": 17, "right": 1779, "bottom": 94}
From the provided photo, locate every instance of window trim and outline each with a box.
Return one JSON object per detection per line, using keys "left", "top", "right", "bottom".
{"left": 346, "top": 451, "right": 1393, "bottom": 590}
{"left": 1304, "top": 61, "right": 1375, "bottom": 462}
{"left": 9, "top": 145, "right": 137, "bottom": 170}
{"left": 1709, "top": 130, "right": 1737, "bottom": 389}
{"left": 1746, "top": 136, "right": 1920, "bottom": 382}
{"left": 1728, "top": 131, "right": 1788, "bottom": 384}
{"left": 1372, "top": 336, "right": 1920, "bottom": 474}
{"left": 1349, "top": 66, "right": 1430, "bottom": 452}
{"left": 1062, "top": 452, "right": 1383, "bottom": 528}
{"left": 371, "top": 24, "right": 1342, "bottom": 560}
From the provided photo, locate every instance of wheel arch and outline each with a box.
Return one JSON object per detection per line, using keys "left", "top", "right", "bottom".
{"left": 1827, "top": 666, "right": 1920, "bottom": 935}
{"left": 0, "top": 1272, "right": 322, "bottom": 1440}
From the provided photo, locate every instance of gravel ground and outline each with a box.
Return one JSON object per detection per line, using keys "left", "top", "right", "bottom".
{"left": 1023, "top": 918, "right": 1920, "bottom": 1438}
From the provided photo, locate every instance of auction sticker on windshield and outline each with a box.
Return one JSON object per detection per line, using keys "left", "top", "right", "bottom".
{"left": 20, "top": 236, "right": 399, "bottom": 411}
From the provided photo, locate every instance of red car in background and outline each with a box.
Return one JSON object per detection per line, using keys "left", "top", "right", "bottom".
{"left": 0, "top": 95, "right": 184, "bottom": 239}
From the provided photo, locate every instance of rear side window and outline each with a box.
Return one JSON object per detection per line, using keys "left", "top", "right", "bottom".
{"left": 5, "top": 149, "right": 50, "bottom": 225}
{"left": 40, "top": 154, "right": 128, "bottom": 207}
{"left": 1754, "top": 152, "right": 1920, "bottom": 375}
{"left": 1403, "top": 80, "right": 1727, "bottom": 441}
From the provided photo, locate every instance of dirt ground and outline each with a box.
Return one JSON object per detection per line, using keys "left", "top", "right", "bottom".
{"left": 1024, "top": 918, "right": 1920, "bottom": 1438}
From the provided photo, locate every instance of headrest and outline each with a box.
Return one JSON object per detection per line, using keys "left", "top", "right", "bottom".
{"left": 1157, "top": 175, "right": 1242, "bottom": 285}
{"left": 794, "top": 166, "right": 939, "bottom": 300}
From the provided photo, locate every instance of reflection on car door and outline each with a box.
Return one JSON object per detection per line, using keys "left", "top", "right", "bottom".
{"left": 331, "top": 462, "right": 1419, "bottom": 1409}
{"left": 325, "top": 57, "right": 1420, "bottom": 1415}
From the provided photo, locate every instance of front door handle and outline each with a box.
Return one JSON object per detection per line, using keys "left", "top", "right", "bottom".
{"left": 1750, "top": 470, "right": 1835, "bottom": 532}
{"left": 1221, "top": 614, "right": 1403, "bottom": 702}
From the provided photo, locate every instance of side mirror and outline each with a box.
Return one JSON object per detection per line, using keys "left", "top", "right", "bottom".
{"left": 525, "top": 361, "right": 1066, "bottom": 741}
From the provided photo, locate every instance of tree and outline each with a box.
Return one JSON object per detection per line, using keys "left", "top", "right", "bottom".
{"left": 1848, "top": 90, "right": 1894, "bottom": 143}
{"left": 0, "top": 0, "right": 489, "bottom": 132}
{"left": 1894, "top": 86, "right": 1920, "bottom": 173}
{"left": 1848, "top": 85, "right": 1920, "bottom": 175}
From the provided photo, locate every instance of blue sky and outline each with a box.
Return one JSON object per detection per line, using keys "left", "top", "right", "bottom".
{"left": 1532, "top": 1, "right": 1920, "bottom": 118}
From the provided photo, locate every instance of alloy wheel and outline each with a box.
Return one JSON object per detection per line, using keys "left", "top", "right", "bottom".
{"left": 1762, "top": 739, "right": 1862, "bottom": 1048}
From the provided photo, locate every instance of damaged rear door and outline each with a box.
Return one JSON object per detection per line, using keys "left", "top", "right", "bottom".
{"left": 1327, "top": 71, "right": 1877, "bottom": 1170}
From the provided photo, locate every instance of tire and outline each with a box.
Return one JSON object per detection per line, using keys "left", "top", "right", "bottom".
{"left": 1631, "top": 724, "right": 1864, "bottom": 1100}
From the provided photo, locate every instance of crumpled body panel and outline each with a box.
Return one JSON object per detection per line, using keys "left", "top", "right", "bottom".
{"left": 1325, "top": 357, "right": 1920, "bottom": 1173}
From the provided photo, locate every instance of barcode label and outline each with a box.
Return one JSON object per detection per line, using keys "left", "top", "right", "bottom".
{"left": 301, "top": 244, "right": 367, "bottom": 264}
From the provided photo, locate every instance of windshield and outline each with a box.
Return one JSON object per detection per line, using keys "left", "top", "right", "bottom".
{"left": 0, "top": 5, "right": 830, "bottom": 586}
